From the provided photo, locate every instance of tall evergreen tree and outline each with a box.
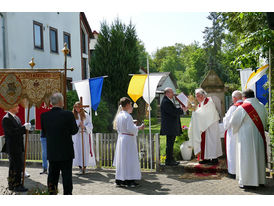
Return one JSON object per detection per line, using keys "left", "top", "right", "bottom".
{"left": 90, "top": 18, "right": 140, "bottom": 130}
{"left": 203, "top": 12, "right": 227, "bottom": 81}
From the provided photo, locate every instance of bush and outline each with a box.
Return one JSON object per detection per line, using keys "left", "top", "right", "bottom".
{"left": 173, "top": 128, "right": 189, "bottom": 160}
{"left": 92, "top": 99, "right": 112, "bottom": 133}
{"left": 144, "top": 117, "right": 158, "bottom": 126}
{"left": 67, "top": 90, "right": 79, "bottom": 112}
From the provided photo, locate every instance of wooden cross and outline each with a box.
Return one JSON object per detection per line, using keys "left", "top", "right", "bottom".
{"left": 79, "top": 96, "right": 89, "bottom": 174}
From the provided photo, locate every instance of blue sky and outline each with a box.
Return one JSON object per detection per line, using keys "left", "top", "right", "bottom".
{"left": 86, "top": 12, "right": 212, "bottom": 55}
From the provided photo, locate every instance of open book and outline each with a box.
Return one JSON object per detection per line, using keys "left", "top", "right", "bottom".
{"left": 175, "top": 92, "right": 188, "bottom": 107}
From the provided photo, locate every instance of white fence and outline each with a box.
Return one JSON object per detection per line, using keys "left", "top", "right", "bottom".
{"left": 0, "top": 133, "right": 161, "bottom": 170}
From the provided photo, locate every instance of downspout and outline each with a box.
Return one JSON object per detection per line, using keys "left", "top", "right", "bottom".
{"left": 0, "top": 12, "right": 6, "bottom": 68}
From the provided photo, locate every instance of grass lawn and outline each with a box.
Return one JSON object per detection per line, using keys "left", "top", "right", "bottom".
{"left": 144, "top": 116, "right": 191, "bottom": 134}
{"left": 144, "top": 116, "right": 191, "bottom": 160}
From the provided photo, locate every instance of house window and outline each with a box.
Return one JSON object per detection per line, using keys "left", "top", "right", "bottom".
{"left": 50, "top": 27, "right": 58, "bottom": 53}
{"left": 63, "top": 32, "right": 71, "bottom": 56}
{"left": 82, "top": 58, "right": 88, "bottom": 79}
{"left": 81, "top": 28, "right": 87, "bottom": 54}
{"left": 33, "top": 21, "right": 43, "bottom": 49}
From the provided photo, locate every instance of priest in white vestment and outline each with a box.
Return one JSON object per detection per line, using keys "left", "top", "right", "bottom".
{"left": 72, "top": 102, "right": 96, "bottom": 173}
{"left": 230, "top": 89, "right": 267, "bottom": 188}
{"left": 223, "top": 90, "right": 243, "bottom": 178}
{"left": 113, "top": 97, "right": 145, "bottom": 188}
{"left": 188, "top": 88, "right": 222, "bottom": 165}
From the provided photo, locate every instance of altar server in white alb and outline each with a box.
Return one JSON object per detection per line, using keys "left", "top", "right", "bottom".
{"left": 230, "top": 89, "right": 267, "bottom": 188}
{"left": 223, "top": 90, "right": 243, "bottom": 178}
{"left": 113, "top": 97, "right": 145, "bottom": 188}
{"left": 188, "top": 88, "right": 222, "bottom": 165}
{"left": 72, "top": 102, "right": 96, "bottom": 173}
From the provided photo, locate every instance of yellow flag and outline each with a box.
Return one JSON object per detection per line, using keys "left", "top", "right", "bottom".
{"left": 127, "top": 75, "right": 148, "bottom": 104}
{"left": 245, "top": 64, "right": 269, "bottom": 89}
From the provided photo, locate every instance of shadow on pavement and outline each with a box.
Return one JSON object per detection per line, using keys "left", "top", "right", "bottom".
{"left": 23, "top": 177, "right": 47, "bottom": 194}
{"left": 240, "top": 178, "right": 274, "bottom": 195}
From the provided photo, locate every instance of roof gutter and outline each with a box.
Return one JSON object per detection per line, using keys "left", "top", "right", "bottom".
{"left": 0, "top": 12, "right": 6, "bottom": 68}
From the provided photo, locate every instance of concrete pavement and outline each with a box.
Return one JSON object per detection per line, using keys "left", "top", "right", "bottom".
{"left": 0, "top": 162, "right": 274, "bottom": 195}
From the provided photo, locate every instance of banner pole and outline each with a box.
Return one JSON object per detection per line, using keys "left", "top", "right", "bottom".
{"left": 147, "top": 57, "right": 153, "bottom": 171}
{"left": 22, "top": 104, "right": 30, "bottom": 186}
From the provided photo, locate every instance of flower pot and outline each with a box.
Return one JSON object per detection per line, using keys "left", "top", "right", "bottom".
{"left": 180, "top": 141, "right": 192, "bottom": 161}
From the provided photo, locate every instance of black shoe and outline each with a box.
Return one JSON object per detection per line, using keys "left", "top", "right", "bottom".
{"left": 199, "top": 159, "right": 210, "bottom": 164}
{"left": 115, "top": 180, "right": 126, "bottom": 187}
{"left": 131, "top": 181, "right": 140, "bottom": 187}
{"left": 125, "top": 180, "right": 136, "bottom": 188}
{"left": 227, "top": 173, "right": 236, "bottom": 179}
{"left": 208, "top": 158, "right": 219, "bottom": 165}
{"left": 13, "top": 185, "right": 28, "bottom": 192}
{"left": 8, "top": 186, "right": 14, "bottom": 191}
{"left": 40, "top": 169, "right": 48, "bottom": 174}
{"left": 166, "top": 161, "right": 179, "bottom": 166}
{"left": 239, "top": 185, "right": 259, "bottom": 190}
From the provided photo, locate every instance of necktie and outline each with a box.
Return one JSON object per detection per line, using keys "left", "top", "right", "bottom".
{"left": 14, "top": 115, "right": 21, "bottom": 126}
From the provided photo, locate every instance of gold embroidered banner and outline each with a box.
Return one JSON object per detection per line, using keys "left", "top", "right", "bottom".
{"left": 0, "top": 70, "right": 64, "bottom": 109}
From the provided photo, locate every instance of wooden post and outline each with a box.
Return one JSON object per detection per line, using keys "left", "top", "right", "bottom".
{"left": 155, "top": 133, "right": 160, "bottom": 171}
{"left": 95, "top": 133, "right": 100, "bottom": 168}
{"left": 78, "top": 97, "right": 89, "bottom": 174}
{"left": 62, "top": 43, "right": 70, "bottom": 110}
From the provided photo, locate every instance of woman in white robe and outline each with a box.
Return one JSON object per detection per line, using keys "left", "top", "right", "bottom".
{"left": 72, "top": 102, "right": 96, "bottom": 172}
{"left": 113, "top": 97, "right": 144, "bottom": 188}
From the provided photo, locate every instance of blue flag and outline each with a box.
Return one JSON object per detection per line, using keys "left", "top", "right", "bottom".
{"left": 89, "top": 77, "right": 104, "bottom": 111}
{"left": 256, "top": 74, "right": 268, "bottom": 105}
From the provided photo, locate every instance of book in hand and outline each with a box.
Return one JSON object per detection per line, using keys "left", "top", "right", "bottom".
{"left": 175, "top": 92, "right": 188, "bottom": 107}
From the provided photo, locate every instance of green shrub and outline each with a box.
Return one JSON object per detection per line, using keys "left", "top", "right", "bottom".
{"left": 174, "top": 128, "right": 189, "bottom": 160}
{"left": 66, "top": 90, "right": 79, "bottom": 112}
{"left": 144, "top": 117, "right": 158, "bottom": 126}
{"left": 92, "top": 99, "right": 112, "bottom": 133}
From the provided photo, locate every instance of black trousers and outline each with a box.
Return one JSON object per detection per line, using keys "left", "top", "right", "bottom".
{"left": 8, "top": 153, "right": 24, "bottom": 188}
{"left": 166, "top": 136, "right": 176, "bottom": 163}
{"left": 48, "top": 159, "right": 73, "bottom": 195}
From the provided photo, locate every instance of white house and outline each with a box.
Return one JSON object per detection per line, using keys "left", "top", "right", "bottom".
{"left": 0, "top": 12, "right": 93, "bottom": 89}
{"left": 0, "top": 12, "right": 93, "bottom": 124}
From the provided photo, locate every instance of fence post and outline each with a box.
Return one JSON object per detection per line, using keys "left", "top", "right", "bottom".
{"left": 155, "top": 133, "right": 160, "bottom": 171}
{"left": 95, "top": 133, "right": 101, "bottom": 168}
{"left": 0, "top": 136, "right": 3, "bottom": 159}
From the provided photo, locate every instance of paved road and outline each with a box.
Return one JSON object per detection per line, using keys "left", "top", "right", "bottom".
{"left": 0, "top": 165, "right": 273, "bottom": 195}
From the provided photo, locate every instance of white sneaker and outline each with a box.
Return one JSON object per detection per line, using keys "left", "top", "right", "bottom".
{"left": 25, "top": 171, "right": 30, "bottom": 178}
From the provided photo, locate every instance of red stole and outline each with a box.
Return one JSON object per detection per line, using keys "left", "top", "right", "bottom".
{"left": 241, "top": 102, "right": 267, "bottom": 163}
{"left": 199, "top": 97, "right": 209, "bottom": 160}
{"left": 224, "top": 101, "right": 243, "bottom": 166}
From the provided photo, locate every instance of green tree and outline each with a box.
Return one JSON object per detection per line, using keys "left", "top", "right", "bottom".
{"left": 220, "top": 12, "right": 274, "bottom": 70}
{"left": 90, "top": 18, "right": 140, "bottom": 131}
{"left": 203, "top": 12, "right": 227, "bottom": 81}
{"left": 220, "top": 12, "right": 274, "bottom": 167}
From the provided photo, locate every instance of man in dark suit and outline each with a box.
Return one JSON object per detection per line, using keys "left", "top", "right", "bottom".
{"left": 160, "top": 88, "right": 185, "bottom": 166}
{"left": 1, "top": 104, "right": 31, "bottom": 192}
{"left": 41, "top": 93, "right": 78, "bottom": 195}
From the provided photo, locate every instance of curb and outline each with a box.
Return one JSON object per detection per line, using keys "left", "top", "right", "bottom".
{"left": 0, "top": 160, "right": 42, "bottom": 168}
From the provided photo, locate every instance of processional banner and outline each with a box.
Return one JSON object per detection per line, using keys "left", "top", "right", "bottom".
{"left": 0, "top": 70, "right": 64, "bottom": 110}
